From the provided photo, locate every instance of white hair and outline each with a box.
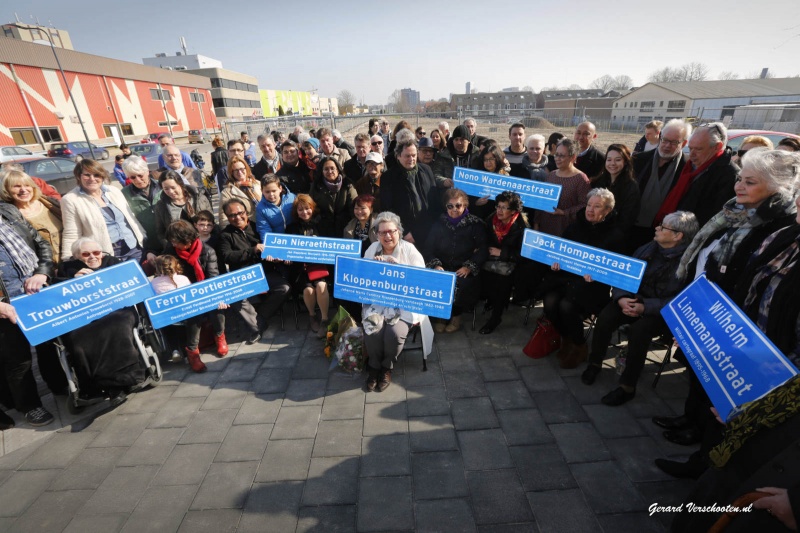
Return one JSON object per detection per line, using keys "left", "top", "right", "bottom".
{"left": 525, "top": 134, "right": 546, "bottom": 148}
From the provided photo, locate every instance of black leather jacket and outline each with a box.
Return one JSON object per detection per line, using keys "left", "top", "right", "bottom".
{"left": 0, "top": 202, "right": 55, "bottom": 302}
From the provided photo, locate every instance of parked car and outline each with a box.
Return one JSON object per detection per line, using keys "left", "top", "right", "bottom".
{"left": 141, "top": 132, "right": 169, "bottom": 143}
{"left": 48, "top": 142, "right": 109, "bottom": 161}
{"left": 188, "top": 130, "right": 211, "bottom": 144}
{"left": 683, "top": 129, "right": 800, "bottom": 154}
{"left": 1, "top": 157, "right": 77, "bottom": 196}
{"left": 0, "top": 146, "right": 35, "bottom": 163}
{"left": 128, "top": 143, "right": 162, "bottom": 171}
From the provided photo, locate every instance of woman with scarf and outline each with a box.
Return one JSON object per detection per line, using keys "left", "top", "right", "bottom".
{"left": 309, "top": 157, "right": 357, "bottom": 237}
{"left": 163, "top": 220, "right": 228, "bottom": 372}
{"left": 219, "top": 156, "right": 262, "bottom": 229}
{"left": 654, "top": 148, "right": 800, "bottom": 479}
{"left": 154, "top": 170, "right": 212, "bottom": 251}
{"left": 479, "top": 191, "right": 529, "bottom": 335}
{"left": 423, "top": 188, "right": 487, "bottom": 333}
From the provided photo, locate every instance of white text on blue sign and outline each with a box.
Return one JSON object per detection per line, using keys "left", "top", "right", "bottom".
{"left": 261, "top": 233, "right": 361, "bottom": 265}
{"left": 452, "top": 166, "right": 561, "bottom": 211}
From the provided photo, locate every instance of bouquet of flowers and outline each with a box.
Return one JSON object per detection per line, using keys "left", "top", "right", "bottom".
{"left": 323, "top": 306, "right": 352, "bottom": 359}
{"left": 335, "top": 326, "right": 365, "bottom": 373}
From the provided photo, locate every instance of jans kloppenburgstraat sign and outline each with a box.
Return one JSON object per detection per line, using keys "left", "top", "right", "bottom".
{"left": 452, "top": 166, "right": 561, "bottom": 212}
{"left": 661, "top": 275, "right": 798, "bottom": 422}
{"left": 261, "top": 233, "right": 362, "bottom": 264}
{"left": 144, "top": 265, "right": 269, "bottom": 329}
{"left": 11, "top": 261, "right": 154, "bottom": 345}
{"left": 520, "top": 229, "right": 646, "bottom": 292}
{"left": 333, "top": 256, "right": 456, "bottom": 319}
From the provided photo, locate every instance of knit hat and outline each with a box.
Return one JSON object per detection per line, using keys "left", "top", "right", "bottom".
{"left": 304, "top": 137, "right": 320, "bottom": 150}
{"left": 452, "top": 125, "right": 470, "bottom": 140}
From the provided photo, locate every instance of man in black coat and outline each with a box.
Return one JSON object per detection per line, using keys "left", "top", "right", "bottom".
{"left": 343, "top": 133, "right": 370, "bottom": 184}
{"left": 275, "top": 140, "right": 310, "bottom": 194}
{"left": 252, "top": 135, "right": 281, "bottom": 182}
{"left": 573, "top": 121, "right": 604, "bottom": 179}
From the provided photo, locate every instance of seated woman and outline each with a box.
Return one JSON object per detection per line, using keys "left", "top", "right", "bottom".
{"left": 58, "top": 237, "right": 146, "bottom": 405}
{"left": 163, "top": 221, "right": 228, "bottom": 371}
{"left": 309, "top": 157, "right": 357, "bottom": 237}
{"left": 363, "top": 211, "right": 427, "bottom": 392}
{"left": 479, "top": 191, "right": 528, "bottom": 335}
{"left": 424, "top": 188, "right": 487, "bottom": 333}
{"left": 61, "top": 159, "right": 145, "bottom": 262}
{"left": 591, "top": 143, "right": 640, "bottom": 235}
{"left": 154, "top": 170, "right": 213, "bottom": 250}
{"left": 285, "top": 194, "right": 331, "bottom": 337}
{"left": 471, "top": 144, "right": 509, "bottom": 220}
{"left": 219, "top": 156, "right": 262, "bottom": 229}
{"left": 581, "top": 211, "right": 699, "bottom": 405}
{"left": 538, "top": 188, "right": 624, "bottom": 369}
{"left": 343, "top": 193, "right": 378, "bottom": 256}
{"left": 255, "top": 174, "right": 296, "bottom": 239}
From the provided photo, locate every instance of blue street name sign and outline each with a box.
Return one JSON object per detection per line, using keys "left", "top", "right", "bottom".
{"left": 12, "top": 261, "right": 154, "bottom": 345}
{"left": 661, "top": 275, "right": 798, "bottom": 421}
{"left": 333, "top": 256, "right": 456, "bottom": 319}
{"left": 145, "top": 265, "right": 269, "bottom": 329}
{"left": 520, "top": 229, "right": 646, "bottom": 292}
{"left": 452, "top": 166, "right": 561, "bottom": 211}
{"left": 261, "top": 233, "right": 361, "bottom": 265}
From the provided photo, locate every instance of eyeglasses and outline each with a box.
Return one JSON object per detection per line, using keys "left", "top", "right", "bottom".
{"left": 656, "top": 225, "right": 679, "bottom": 233}
{"left": 660, "top": 137, "right": 682, "bottom": 147}
{"left": 446, "top": 203, "right": 464, "bottom": 210}
{"left": 554, "top": 153, "right": 570, "bottom": 159}
{"left": 232, "top": 167, "right": 247, "bottom": 173}
{"left": 371, "top": 141, "right": 383, "bottom": 146}
{"left": 378, "top": 229, "right": 398, "bottom": 237}
{"left": 496, "top": 205, "right": 512, "bottom": 211}
{"left": 226, "top": 210, "right": 247, "bottom": 219}
{"left": 81, "top": 250, "right": 103, "bottom": 258}
{"left": 418, "top": 131, "right": 426, "bottom": 136}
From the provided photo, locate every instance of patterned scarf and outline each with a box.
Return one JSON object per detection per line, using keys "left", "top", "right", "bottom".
{"left": 492, "top": 212, "right": 519, "bottom": 244}
{"left": 0, "top": 218, "right": 38, "bottom": 279}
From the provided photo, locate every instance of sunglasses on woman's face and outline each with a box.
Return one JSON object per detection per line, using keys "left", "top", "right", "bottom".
{"left": 81, "top": 250, "right": 103, "bottom": 258}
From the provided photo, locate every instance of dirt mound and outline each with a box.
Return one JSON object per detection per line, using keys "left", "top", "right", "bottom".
{"left": 521, "top": 117, "right": 556, "bottom": 130}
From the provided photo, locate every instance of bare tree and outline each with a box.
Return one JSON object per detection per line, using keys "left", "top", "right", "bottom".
{"left": 388, "top": 90, "right": 412, "bottom": 113}
{"left": 717, "top": 71, "right": 740, "bottom": 80}
{"left": 612, "top": 75, "right": 633, "bottom": 90}
{"left": 337, "top": 89, "right": 357, "bottom": 115}
{"left": 521, "top": 85, "right": 534, "bottom": 92}
{"left": 567, "top": 84, "right": 583, "bottom": 90}
{"left": 679, "top": 62, "right": 709, "bottom": 81}
{"left": 589, "top": 75, "right": 616, "bottom": 92}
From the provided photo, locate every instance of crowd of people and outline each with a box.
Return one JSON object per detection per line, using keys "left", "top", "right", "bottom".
{"left": 2, "top": 117, "right": 800, "bottom": 531}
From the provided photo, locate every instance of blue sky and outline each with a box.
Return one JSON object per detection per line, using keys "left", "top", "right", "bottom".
{"left": 8, "top": 0, "right": 800, "bottom": 104}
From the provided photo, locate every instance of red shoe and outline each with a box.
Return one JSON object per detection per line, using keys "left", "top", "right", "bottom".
{"left": 185, "top": 347, "right": 207, "bottom": 373}
{"left": 215, "top": 333, "right": 229, "bottom": 357}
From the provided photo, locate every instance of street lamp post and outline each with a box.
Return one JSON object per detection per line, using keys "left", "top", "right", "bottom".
{"left": 11, "top": 23, "right": 96, "bottom": 159}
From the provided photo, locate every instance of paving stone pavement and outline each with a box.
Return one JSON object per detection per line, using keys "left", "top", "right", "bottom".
{"left": 0, "top": 305, "right": 699, "bottom": 532}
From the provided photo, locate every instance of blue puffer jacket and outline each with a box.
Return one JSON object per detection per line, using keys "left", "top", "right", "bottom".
{"left": 255, "top": 190, "right": 296, "bottom": 239}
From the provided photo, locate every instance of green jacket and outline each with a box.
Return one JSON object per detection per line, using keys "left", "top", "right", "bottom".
{"left": 121, "top": 180, "right": 163, "bottom": 254}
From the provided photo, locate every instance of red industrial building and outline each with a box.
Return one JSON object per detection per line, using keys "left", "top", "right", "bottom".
{"left": 0, "top": 36, "right": 216, "bottom": 149}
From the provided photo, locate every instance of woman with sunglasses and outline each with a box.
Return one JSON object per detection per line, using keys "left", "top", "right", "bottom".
{"left": 423, "top": 189, "right": 487, "bottom": 333}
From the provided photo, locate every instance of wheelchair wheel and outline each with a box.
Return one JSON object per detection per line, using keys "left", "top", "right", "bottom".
{"left": 132, "top": 327, "right": 163, "bottom": 388}
{"left": 146, "top": 343, "right": 163, "bottom": 384}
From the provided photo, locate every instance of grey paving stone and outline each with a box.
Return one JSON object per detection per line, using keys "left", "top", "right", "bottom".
{"left": 178, "top": 409, "right": 237, "bottom": 444}
{"left": 177, "top": 509, "right": 241, "bottom": 533}
{"left": 596, "top": 513, "right": 666, "bottom": 533}
{"left": 444, "top": 371, "right": 488, "bottom": 399}
{"left": 563, "top": 374, "right": 618, "bottom": 405}
{"left": 358, "top": 476, "right": 414, "bottom": 531}
{"left": 451, "top": 398, "right": 500, "bottom": 430}
{"left": 88, "top": 412, "right": 154, "bottom": 448}
{"left": 466, "top": 469, "right": 533, "bottom": 525}
{"left": 607, "top": 436, "right": 675, "bottom": 483}
{"left": 50, "top": 446, "right": 126, "bottom": 490}
{"left": 117, "top": 384, "right": 176, "bottom": 414}
{"left": 63, "top": 514, "right": 128, "bottom": 533}
{"left": 361, "top": 435, "right": 411, "bottom": 477}
{"left": 215, "top": 424, "right": 272, "bottom": 462}
{"left": 313, "top": 419, "right": 363, "bottom": 457}
{"left": 117, "top": 427, "right": 183, "bottom": 467}
{"left": 510, "top": 444, "right": 577, "bottom": 492}
{"left": 148, "top": 396, "right": 204, "bottom": 429}
{"left": 292, "top": 356, "right": 331, "bottom": 379}
{"left": 296, "top": 505, "right": 356, "bottom": 533}
{"left": 0, "top": 436, "right": 48, "bottom": 470}
{"left": 18, "top": 432, "right": 97, "bottom": 470}
{"left": 260, "top": 347, "right": 301, "bottom": 368}
{"left": 122, "top": 484, "right": 198, "bottom": 533}
{"left": 485, "top": 381, "right": 536, "bottom": 411}
{"left": 239, "top": 481, "right": 303, "bottom": 533}
{"left": 159, "top": 364, "right": 190, "bottom": 384}
{"left": 364, "top": 374, "right": 407, "bottom": 404}
{"left": 234, "top": 393, "right": 283, "bottom": 425}
{"left": 363, "top": 402, "right": 408, "bottom": 437}
{"left": 77, "top": 465, "right": 159, "bottom": 515}
{"left": 321, "top": 389, "right": 365, "bottom": 420}
{"left": 550, "top": 422, "right": 612, "bottom": 463}
{"left": 191, "top": 461, "right": 258, "bottom": 510}
{"left": 172, "top": 371, "right": 220, "bottom": 398}
{"left": 635, "top": 479, "right": 696, "bottom": 530}
{"left": 270, "top": 405, "right": 321, "bottom": 440}
{"left": 256, "top": 439, "right": 313, "bottom": 482}
{"left": 201, "top": 387, "right": 248, "bottom": 410}
{"left": 9, "top": 488, "right": 93, "bottom": 533}
{"left": 283, "top": 379, "right": 327, "bottom": 406}
{"left": 533, "top": 390, "right": 590, "bottom": 424}
{"left": 250, "top": 368, "right": 292, "bottom": 394}
{"left": 407, "top": 385, "right": 451, "bottom": 417}
{"left": 477, "top": 523, "right": 540, "bottom": 533}
{"left": 415, "top": 498, "right": 477, "bottom": 533}
{"left": 583, "top": 403, "right": 646, "bottom": 438}
{"left": 404, "top": 364, "right": 444, "bottom": 388}
{"left": 153, "top": 443, "right": 219, "bottom": 486}
{"left": 439, "top": 350, "right": 479, "bottom": 374}
{"left": 526, "top": 489, "right": 602, "bottom": 533}
{"left": 458, "top": 429, "right": 513, "bottom": 470}
{"left": 412, "top": 451, "right": 469, "bottom": 500}
{"left": 519, "top": 365, "right": 567, "bottom": 392}
{"left": 570, "top": 461, "right": 646, "bottom": 513}
{"left": 0, "top": 469, "right": 59, "bottom": 517}
{"left": 495, "top": 408, "right": 552, "bottom": 446}
{"left": 218, "top": 359, "right": 262, "bottom": 382}
{"left": 409, "top": 415, "right": 458, "bottom": 452}
{"left": 301, "top": 456, "right": 359, "bottom": 505}
{"left": 478, "top": 357, "right": 520, "bottom": 382}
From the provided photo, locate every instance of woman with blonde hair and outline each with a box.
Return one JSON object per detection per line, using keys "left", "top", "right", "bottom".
{"left": 1, "top": 170, "right": 63, "bottom": 264}
{"left": 218, "top": 156, "right": 261, "bottom": 228}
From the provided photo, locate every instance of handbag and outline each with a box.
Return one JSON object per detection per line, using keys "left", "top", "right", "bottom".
{"left": 482, "top": 259, "right": 515, "bottom": 276}
{"left": 306, "top": 263, "right": 329, "bottom": 281}
{"left": 522, "top": 317, "right": 561, "bottom": 359}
